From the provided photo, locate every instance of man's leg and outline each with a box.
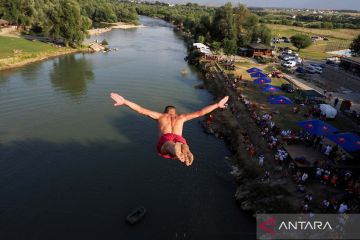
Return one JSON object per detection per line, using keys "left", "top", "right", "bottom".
{"left": 181, "top": 144, "right": 194, "bottom": 166}
{"left": 161, "top": 141, "right": 185, "bottom": 162}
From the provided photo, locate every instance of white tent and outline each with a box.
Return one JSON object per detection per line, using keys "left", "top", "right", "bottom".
{"left": 319, "top": 104, "right": 337, "bottom": 119}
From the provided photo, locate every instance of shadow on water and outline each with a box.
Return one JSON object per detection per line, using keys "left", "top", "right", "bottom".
{"left": 49, "top": 54, "right": 94, "bottom": 98}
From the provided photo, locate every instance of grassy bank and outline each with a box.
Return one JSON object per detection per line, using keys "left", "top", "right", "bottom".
{"left": 0, "top": 36, "right": 87, "bottom": 71}
{"left": 267, "top": 24, "right": 360, "bottom": 60}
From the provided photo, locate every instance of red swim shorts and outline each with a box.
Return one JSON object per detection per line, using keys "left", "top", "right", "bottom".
{"left": 157, "top": 133, "right": 187, "bottom": 159}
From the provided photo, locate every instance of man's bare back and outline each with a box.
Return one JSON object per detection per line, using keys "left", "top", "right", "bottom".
{"left": 158, "top": 113, "right": 185, "bottom": 136}
{"left": 110, "top": 93, "right": 229, "bottom": 166}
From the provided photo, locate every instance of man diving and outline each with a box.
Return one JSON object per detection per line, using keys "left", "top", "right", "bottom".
{"left": 110, "top": 93, "right": 229, "bottom": 166}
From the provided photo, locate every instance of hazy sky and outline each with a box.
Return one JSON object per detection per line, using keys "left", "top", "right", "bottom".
{"left": 166, "top": 0, "right": 360, "bottom": 10}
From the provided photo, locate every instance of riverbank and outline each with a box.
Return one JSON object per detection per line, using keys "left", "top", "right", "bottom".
{"left": 0, "top": 21, "right": 143, "bottom": 72}
{"left": 196, "top": 60, "right": 298, "bottom": 214}
{"left": 88, "top": 22, "right": 144, "bottom": 36}
{"left": 0, "top": 36, "right": 90, "bottom": 71}
{"left": 191, "top": 53, "right": 359, "bottom": 215}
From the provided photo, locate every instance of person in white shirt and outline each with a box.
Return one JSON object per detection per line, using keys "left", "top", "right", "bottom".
{"left": 338, "top": 203, "right": 349, "bottom": 213}
{"left": 301, "top": 173, "right": 309, "bottom": 183}
{"left": 259, "top": 155, "right": 264, "bottom": 167}
{"left": 324, "top": 145, "right": 332, "bottom": 156}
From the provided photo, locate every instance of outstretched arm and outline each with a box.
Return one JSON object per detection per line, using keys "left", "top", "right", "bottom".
{"left": 110, "top": 92, "right": 162, "bottom": 120}
{"left": 182, "top": 96, "right": 229, "bottom": 121}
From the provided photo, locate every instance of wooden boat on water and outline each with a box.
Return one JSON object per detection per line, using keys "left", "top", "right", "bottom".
{"left": 126, "top": 206, "right": 146, "bottom": 225}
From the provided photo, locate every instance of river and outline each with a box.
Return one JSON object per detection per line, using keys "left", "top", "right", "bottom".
{"left": 0, "top": 16, "right": 255, "bottom": 239}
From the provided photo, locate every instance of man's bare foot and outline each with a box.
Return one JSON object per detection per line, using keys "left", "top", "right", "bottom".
{"left": 181, "top": 144, "right": 194, "bottom": 166}
{"left": 174, "top": 142, "right": 186, "bottom": 162}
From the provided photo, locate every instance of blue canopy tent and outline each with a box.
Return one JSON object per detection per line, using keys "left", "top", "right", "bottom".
{"left": 246, "top": 67, "right": 262, "bottom": 73}
{"left": 259, "top": 84, "right": 280, "bottom": 92}
{"left": 267, "top": 96, "right": 293, "bottom": 104}
{"left": 296, "top": 119, "right": 338, "bottom": 136}
{"left": 327, "top": 133, "right": 360, "bottom": 152}
{"left": 250, "top": 72, "right": 267, "bottom": 78}
{"left": 253, "top": 77, "right": 272, "bottom": 85}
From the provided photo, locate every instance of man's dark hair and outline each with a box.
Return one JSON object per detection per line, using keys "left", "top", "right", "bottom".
{"left": 164, "top": 105, "right": 176, "bottom": 113}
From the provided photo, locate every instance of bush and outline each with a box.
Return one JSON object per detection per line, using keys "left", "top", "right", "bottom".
{"left": 254, "top": 56, "right": 271, "bottom": 64}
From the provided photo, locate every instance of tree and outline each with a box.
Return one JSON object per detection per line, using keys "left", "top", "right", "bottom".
{"left": 350, "top": 34, "right": 360, "bottom": 56}
{"left": 321, "top": 22, "right": 333, "bottom": 29}
{"left": 212, "top": 2, "right": 235, "bottom": 41}
{"left": 197, "top": 35, "right": 205, "bottom": 43}
{"left": 290, "top": 34, "right": 312, "bottom": 52}
{"left": 0, "top": 0, "right": 36, "bottom": 28}
{"left": 252, "top": 24, "right": 271, "bottom": 45}
{"left": 211, "top": 41, "right": 221, "bottom": 52}
{"left": 223, "top": 38, "right": 237, "bottom": 55}
{"left": 46, "top": 0, "right": 91, "bottom": 47}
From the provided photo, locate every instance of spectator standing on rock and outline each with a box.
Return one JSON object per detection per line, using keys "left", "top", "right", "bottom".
{"left": 301, "top": 172, "right": 309, "bottom": 184}
{"left": 338, "top": 202, "right": 349, "bottom": 213}
{"left": 258, "top": 155, "right": 264, "bottom": 167}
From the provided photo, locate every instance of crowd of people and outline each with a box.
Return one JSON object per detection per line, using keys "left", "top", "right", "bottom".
{"left": 201, "top": 58, "right": 360, "bottom": 213}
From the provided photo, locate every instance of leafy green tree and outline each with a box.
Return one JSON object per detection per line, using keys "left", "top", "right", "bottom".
{"left": 211, "top": 41, "right": 221, "bottom": 52}
{"left": 212, "top": 2, "right": 235, "bottom": 41}
{"left": 0, "top": 0, "right": 36, "bottom": 28}
{"left": 321, "top": 22, "right": 333, "bottom": 29}
{"left": 47, "top": 0, "right": 91, "bottom": 47}
{"left": 252, "top": 24, "right": 271, "bottom": 45}
{"left": 350, "top": 34, "right": 360, "bottom": 56}
{"left": 223, "top": 38, "right": 237, "bottom": 55}
{"left": 291, "top": 34, "right": 312, "bottom": 51}
{"left": 197, "top": 35, "right": 205, "bottom": 43}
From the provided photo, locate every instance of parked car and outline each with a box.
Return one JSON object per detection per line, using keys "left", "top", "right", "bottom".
{"left": 307, "top": 65, "right": 323, "bottom": 74}
{"left": 282, "top": 48, "right": 292, "bottom": 54}
{"left": 272, "top": 38, "right": 284, "bottom": 43}
{"left": 309, "top": 63, "right": 323, "bottom": 70}
{"left": 296, "top": 67, "right": 306, "bottom": 73}
{"left": 282, "top": 61, "right": 296, "bottom": 68}
{"left": 326, "top": 57, "right": 340, "bottom": 65}
{"left": 294, "top": 57, "right": 303, "bottom": 65}
{"left": 281, "top": 84, "right": 295, "bottom": 93}
{"left": 283, "top": 56, "right": 295, "bottom": 61}
{"left": 305, "top": 66, "right": 317, "bottom": 74}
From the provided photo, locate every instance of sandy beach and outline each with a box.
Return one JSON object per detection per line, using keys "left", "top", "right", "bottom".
{"left": 88, "top": 22, "right": 144, "bottom": 35}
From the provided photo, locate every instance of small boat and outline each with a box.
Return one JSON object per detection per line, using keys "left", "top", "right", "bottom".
{"left": 126, "top": 206, "right": 146, "bottom": 225}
